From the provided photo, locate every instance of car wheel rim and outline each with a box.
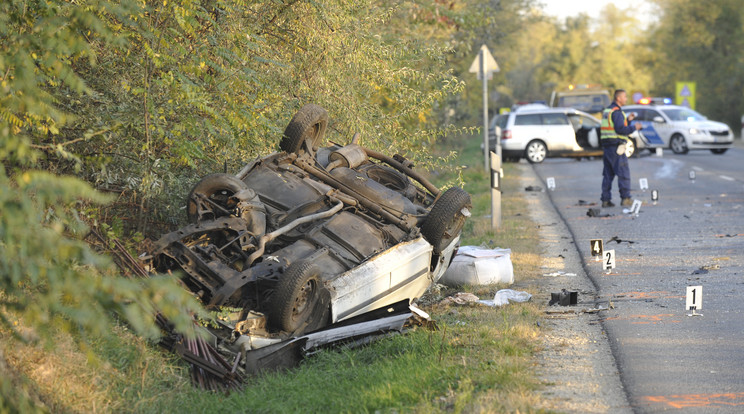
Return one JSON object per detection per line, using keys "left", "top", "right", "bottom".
{"left": 292, "top": 279, "right": 316, "bottom": 319}
{"left": 528, "top": 143, "right": 545, "bottom": 162}
{"left": 672, "top": 136, "right": 686, "bottom": 153}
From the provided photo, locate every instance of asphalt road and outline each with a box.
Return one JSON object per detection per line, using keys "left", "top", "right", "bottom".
{"left": 531, "top": 146, "right": 744, "bottom": 413}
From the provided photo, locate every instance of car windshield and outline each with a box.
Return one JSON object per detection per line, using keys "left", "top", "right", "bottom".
{"left": 660, "top": 107, "right": 707, "bottom": 122}
{"left": 558, "top": 94, "right": 610, "bottom": 114}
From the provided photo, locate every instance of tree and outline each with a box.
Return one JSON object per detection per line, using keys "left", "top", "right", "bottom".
{"left": 647, "top": 0, "right": 744, "bottom": 127}
{"left": 0, "top": 0, "right": 205, "bottom": 352}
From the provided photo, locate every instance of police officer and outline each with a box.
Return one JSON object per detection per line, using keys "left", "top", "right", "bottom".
{"left": 600, "top": 89, "right": 641, "bottom": 207}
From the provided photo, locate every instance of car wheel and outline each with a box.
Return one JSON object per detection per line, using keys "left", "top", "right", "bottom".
{"left": 421, "top": 187, "right": 472, "bottom": 254}
{"left": 670, "top": 134, "right": 688, "bottom": 154}
{"left": 625, "top": 138, "right": 637, "bottom": 158}
{"left": 710, "top": 149, "right": 728, "bottom": 155}
{"left": 525, "top": 140, "right": 547, "bottom": 163}
{"left": 186, "top": 173, "right": 248, "bottom": 223}
{"left": 269, "top": 260, "right": 328, "bottom": 334}
{"left": 279, "top": 104, "right": 328, "bottom": 156}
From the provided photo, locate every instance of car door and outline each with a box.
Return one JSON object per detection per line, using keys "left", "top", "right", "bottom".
{"left": 644, "top": 108, "right": 672, "bottom": 146}
{"left": 568, "top": 112, "right": 601, "bottom": 149}
{"left": 540, "top": 112, "right": 575, "bottom": 151}
{"left": 512, "top": 113, "right": 544, "bottom": 150}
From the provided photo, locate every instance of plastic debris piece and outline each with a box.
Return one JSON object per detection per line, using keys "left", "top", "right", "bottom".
{"left": 440, "top": 292, "right": 480, "bottom": 306}
{"left": 480, "top": 289, "right": 532, "bottom": 307}
{"left": 542, "top": 271, "right": 577, "bottom": 277}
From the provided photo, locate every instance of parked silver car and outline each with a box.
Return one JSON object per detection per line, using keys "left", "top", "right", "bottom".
{"left": 487, "top": 105, "right": 640, "bottom": 163}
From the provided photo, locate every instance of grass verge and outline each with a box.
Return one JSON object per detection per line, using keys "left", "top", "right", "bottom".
{"left": 0, "top": 132, "right": 549, "bottom": 413}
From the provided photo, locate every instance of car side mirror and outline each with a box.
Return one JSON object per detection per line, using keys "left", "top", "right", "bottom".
{"left": 653, "top": 116, "right": 665, "bottom": 123}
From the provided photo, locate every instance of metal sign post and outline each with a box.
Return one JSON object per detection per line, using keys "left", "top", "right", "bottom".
{"left": 469, "top": 45, "right": 499, "bottom": 172}
{"left": 469, "top": 45, "right": 500, "bottom": 227}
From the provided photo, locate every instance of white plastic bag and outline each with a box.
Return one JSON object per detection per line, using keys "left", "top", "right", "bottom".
{"left": 480, "top": 289, "right": 532, "bottom": 307}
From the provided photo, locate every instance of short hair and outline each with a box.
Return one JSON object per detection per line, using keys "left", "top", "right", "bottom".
{"left": 613, "top": 89, "right": 627, "bottom": 100}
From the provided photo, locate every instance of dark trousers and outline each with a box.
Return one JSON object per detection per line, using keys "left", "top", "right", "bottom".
{"left": 601, "top": 145, "right": 630, "bottom": 201}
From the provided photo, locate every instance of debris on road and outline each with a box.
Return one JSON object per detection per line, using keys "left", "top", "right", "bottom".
{"left": 587, "top": 208, "right": 612, "bottom": 217}
{"left": 692, "top": 264, "right": 720, "bottom": 274}
{"left": 543, "top": 271, "right": 578, "bottom": 277}
{"left": 608, "top": 236, "right": 635, "bottom": 244}
{"left": 549, "top": 289, "right": 578, "bottom": 306}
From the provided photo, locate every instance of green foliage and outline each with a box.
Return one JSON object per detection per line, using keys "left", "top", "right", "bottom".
{"left": 0, "top": 168, "right": 205, "bottom": 342}
{"left": 2, "top": 0, "right": 473, "bottom": 235}
{"left": 0, "top": 0, "right": 206, "bottom": 357}
{"left": 647, "top": 0, "right": 744, "bottom": 127}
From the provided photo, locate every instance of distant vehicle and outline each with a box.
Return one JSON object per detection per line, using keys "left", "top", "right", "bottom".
{"left": 487, "top": 106, "right": 641, "bottom": 163}
{"left": 637, "top": 97, "right": 672, "bottom": 105}
{"left": 624, "top": 104, "right": 734, "bottom": 154}
{"left": 550, "top": 84, "right": 611, "bottom": 118}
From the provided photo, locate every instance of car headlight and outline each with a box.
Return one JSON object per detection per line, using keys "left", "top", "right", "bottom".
{"left": 689, "top": 128, "right": 700, "bottom": 135}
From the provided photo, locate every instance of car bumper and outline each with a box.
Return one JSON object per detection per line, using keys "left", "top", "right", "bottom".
{"left": 688, "top": 133, "right": 734, "bottom": 149}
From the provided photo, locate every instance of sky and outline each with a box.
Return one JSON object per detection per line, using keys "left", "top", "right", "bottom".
{"left": 539, "top": 0, "right": 656, "bottom": 25}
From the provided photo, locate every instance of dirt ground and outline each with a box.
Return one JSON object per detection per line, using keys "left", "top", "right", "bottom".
{"left": 517, "top": 162, "right": 633, "bottom": 413}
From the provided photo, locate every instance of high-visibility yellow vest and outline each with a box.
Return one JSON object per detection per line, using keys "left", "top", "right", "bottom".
{"left": 600, "top": 107, "right": 629, "bottom": 141}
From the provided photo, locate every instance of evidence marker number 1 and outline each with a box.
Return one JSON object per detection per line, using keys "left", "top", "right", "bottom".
{"left": 686, "top": 285, "right": 703, "bottom": 316}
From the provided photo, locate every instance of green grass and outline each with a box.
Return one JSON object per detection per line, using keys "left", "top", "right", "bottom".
{"left": 1, "top": 131, "right": 550, "bottom": 413}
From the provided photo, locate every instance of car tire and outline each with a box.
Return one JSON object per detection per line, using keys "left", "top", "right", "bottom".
{"left": 269, "top": 260, "right": 328, "bottom": 334}
{"left": 280, "top": 104, "right": 328, "bottom": 156}
{"left": 421, "top": 187, "right": 471, "bottom": 254}
{"left": 670, "top": 134, "right": 688, "bottom": 154}
{"left": 525, "top": 140, "right": 547, "bottom": 163}
{"left": 710, "top": 149, "right": 728, "bottom": 155}
{"left": 186, "top": 173, "right": 248, "bottom": 223}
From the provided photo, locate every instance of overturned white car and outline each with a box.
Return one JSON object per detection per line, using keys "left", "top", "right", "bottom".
{"left": 143, "top": 104, "right": 470, "bottom": 369}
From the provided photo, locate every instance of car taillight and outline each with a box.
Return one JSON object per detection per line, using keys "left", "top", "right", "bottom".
{"left": 502, "top": 129, "right": 512, "bottom": 140}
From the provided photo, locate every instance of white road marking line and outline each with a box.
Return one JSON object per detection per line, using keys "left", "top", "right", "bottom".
{"left": 692, "top": 166, "right": 704, "bottom": 172}
{"left": 719, "top": 175, "right": 735, "bottom": 181}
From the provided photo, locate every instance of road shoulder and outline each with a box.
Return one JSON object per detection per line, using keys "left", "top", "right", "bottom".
{"left": 516, "top": 162, "right": 631, "bottom": 413}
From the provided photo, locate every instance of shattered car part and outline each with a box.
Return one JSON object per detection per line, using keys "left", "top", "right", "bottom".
{"left": 143, "top": 104, "right": 470, "bottom": 380}
{"left": 549, "top": 289, "right": 578, "bottom": 306}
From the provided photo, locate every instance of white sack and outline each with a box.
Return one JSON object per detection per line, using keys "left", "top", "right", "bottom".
{"left": 440, "top": 246, "right": 514, "bottom": 286}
